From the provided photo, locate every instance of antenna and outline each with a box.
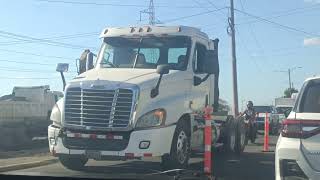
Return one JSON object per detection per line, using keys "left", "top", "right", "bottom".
{"left": 140, "top": 0, "right": 161, "bottom": 25}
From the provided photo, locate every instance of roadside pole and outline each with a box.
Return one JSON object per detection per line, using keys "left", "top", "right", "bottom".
{"left": 228, "top": 0, "right": 239, "bottom": 117}
{"left": 263, "top": 112, "right": 269, "bottom": 152}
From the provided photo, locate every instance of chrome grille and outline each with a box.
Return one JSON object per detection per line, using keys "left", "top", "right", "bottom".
{"left": 64, "top": 87, "right": 133, "bottom": 128}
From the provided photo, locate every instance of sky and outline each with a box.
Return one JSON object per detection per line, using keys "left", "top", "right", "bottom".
{"left": 0, "top": 0, "right": 319, "bottom": 110}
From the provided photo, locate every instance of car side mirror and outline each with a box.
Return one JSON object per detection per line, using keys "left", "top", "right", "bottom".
{"left": 202, "top": 50, "right": 218, "bottom": 75}
{"left": 156, "top": 64, "right": 170, "bottom": 75}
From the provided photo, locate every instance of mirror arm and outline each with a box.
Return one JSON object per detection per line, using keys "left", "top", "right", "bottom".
{"left": 76, "top": 59, "right": 80, "bottom": 75}
{"left": 60, "top": 72, "right": 66, "bottom": 91}
{"left": 150, "top": 74, "right": 163, "bottom": 98}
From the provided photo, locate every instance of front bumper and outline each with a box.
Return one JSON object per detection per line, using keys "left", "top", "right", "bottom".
{"left": 275, "top": 135, "right": 320, "bottom": 180}
{"left": 48, "top": 124, "right": 176, "bottom": 159}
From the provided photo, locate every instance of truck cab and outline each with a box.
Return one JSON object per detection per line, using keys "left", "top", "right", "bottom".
{"left": 48, "top": 25, "right": 236, "bottom": 170}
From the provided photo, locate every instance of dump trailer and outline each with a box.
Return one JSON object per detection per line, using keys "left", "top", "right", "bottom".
{"left": 48, "top": 25, "right": 247, "bottom": 171}
{"left": 0, "top": 85, "right": 63, "bottom": 148}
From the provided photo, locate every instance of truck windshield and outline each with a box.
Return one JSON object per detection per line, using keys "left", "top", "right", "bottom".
{"left": 97, "top": 36, "right": 190, "bottom": 70}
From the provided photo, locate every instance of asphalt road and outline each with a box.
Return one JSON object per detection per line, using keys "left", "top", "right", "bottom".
{"left": 3, "top": 134, "right": 278, "bottom": 180}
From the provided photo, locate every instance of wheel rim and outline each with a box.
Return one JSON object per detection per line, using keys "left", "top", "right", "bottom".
{"left": 176, "top": 130, "right": 189, "bottom": 164}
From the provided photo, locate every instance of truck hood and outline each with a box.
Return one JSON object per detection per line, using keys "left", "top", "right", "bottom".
{"left": 70, "top": 68, "right": 159, "bottom": 85}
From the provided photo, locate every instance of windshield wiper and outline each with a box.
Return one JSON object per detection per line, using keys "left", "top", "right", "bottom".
{"left": 133, "top": 38, "right": 143, "bottom": 68}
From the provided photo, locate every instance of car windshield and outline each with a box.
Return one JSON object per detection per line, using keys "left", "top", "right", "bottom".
{"left": 97, "top": 36, "right": 190, "bottom": 70}
{"left": 254, "top": 106, "right": 273, "bottom": 113}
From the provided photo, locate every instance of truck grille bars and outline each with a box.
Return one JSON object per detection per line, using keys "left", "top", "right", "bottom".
{"left": 64, "top": 87, "right": 133, "bottom": 128}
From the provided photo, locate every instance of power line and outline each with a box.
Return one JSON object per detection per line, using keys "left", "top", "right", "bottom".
{"left": 235, "top": 8, "right": 320, "bottom": 37}
{"left": 192, "top": 0, "right": 226, "bottom": 23}
{"left": 237, "top": 4, "right": 320, "bottom": 25}
{"left": 0, "top": 32, "right": 99, "bottom": 46}
{"left": 0, "top": 30, "right": 98, "bottom": 50}
{"left": 0, "top": 66, "right": 77, "bottom": 73}
{"left": 0, "top": 59, "right": 55, "bottom": 66}
{"left": 36, "top": 0, "right": 210, "bottom": 9}
{"left": 163, "top": 7, "right": 227, "bottom": 23}
{"left": 236, "top": 28, "right": 262, "bottom": 72}
{"left": 0, "top": 76, "right": 58, "bottom": 79}
{"left": 0, "top": 48, "right": 74, "bottom": 60}
{"left": 238, "top": 0, "right": 275, "bottom": 69}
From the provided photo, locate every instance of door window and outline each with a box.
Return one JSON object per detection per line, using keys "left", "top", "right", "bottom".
{"left": 192, "top": 43, "right": 207, "bottom": 74}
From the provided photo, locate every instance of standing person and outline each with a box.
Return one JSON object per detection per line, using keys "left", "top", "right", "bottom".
{"left": 241, "top": 101, "right": 257, "bottom": 143}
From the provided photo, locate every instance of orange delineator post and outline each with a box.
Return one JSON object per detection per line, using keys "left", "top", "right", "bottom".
{"left": 263, "top": 112, "right": 269, "bottom": 151}
{"left": 204, "top": 106, "right": 213, "bottom": 176}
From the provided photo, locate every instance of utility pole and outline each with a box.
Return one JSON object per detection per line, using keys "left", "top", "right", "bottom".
{"left": 274, "top": 66, "right": 301, "bottom": 90}
{"left": 140, "top": 0, "right": 157, "bottom": 25}
{"left": 288, "top": 68, "right": 292, "bottom": 89}
{"left": 228, "top": 0, "right": 239, "bottom": 116}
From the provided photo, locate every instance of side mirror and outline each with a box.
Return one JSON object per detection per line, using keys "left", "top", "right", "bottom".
{"left": 202, "top": 50, "right": 218, "bottom": 75}
{"left": 150, "top": 65, "right": 170, "bottom": 98}
{"left": 78, "top": 49, "right": 94, "bottom": 75}
{"left": 86, "top": 52, "right": 94, "bottom": 71}
{"left": 156, "top": 64, "right": 170, "bottom": 75}
{"left": 56, "top": 63, "right": 69, "bottom": 91}
{"left": 56, "top": 63, "right": 69, "bottom": 73}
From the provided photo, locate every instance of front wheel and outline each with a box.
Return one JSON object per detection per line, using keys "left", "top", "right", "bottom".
{"left": 59, "top": 155, "right": 88, "bottom": 171}
{"left": 161, "top": 122, "right": 190, "bottom": 170}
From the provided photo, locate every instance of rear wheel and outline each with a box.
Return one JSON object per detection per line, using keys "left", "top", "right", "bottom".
{"left": 161, "top": 121, "right": 190, "bottom": 170}
{"left": 235, "top": 118, "right": 246, "bottom": 155}
{"left": 224, "top": 117, "right": 237, "bottom": 153}
{"left": 58, "top": 155, "right": 88, "bottom": 171}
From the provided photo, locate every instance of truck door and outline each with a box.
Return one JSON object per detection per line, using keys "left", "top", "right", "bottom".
{"left": 189, "top": 42, "right": 211, "bottom": 111}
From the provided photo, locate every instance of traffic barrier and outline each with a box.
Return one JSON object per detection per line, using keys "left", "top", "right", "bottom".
{"left": 203, "top": 106, "right": 213, "bottom": 178}
{"left": 263, "top": 112, "right": 269, "bottom": 151}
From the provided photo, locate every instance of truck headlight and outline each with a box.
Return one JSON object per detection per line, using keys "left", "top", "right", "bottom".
{"left": 135, "top": 109, "right": 166, "bottom": 128}
{"left": 50, "top": 104, "right": 61, "bottom": 127}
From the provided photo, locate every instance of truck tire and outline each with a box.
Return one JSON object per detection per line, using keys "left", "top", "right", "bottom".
{"left": 225, "top": 117, "right": 237, "bottom": 153}
{"left": 161, "top": 121, "right": 190, "bottom": 170}
{"left": 235, "top": 118, "right": 246, "bottom": 155}
{"left": 58, "top": 155, "right": 88, "bottom": 171}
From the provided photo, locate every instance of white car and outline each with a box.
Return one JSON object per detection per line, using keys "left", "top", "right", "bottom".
{"left": 276, "top": 76, "right": 320, "bottom": 180}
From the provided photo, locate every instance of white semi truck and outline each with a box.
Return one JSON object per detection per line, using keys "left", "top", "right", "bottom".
{"left": 48, "top": 26, "right": 246, "bottom": 170}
